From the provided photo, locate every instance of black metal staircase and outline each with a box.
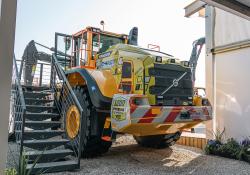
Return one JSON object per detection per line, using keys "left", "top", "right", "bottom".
{"left": 12, "top": 55, "right": 83, "bottom": 173}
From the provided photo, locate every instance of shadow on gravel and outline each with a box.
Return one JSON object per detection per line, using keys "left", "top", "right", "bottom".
{"left": 106, "top": 143, "right": 176, "bottom": 166}
{"left": 109, "top": 143, "right": 173, "bottom": 156}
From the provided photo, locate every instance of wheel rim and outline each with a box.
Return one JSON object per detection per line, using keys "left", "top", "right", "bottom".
{"left": 66, "top": 105, "right": 80, "bottom": 139}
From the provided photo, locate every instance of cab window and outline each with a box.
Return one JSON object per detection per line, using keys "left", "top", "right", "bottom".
{"left": 92, "top": 34, "right": 124, "bottom": 54}
{"left": 122, "top": 62, "right": 132, "bottom": 78}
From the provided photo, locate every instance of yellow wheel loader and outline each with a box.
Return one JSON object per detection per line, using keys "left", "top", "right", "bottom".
{"left": 53, "top": 26, "right": 212, "bottom": 157}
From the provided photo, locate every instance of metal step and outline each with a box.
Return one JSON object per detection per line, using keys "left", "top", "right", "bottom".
{"left": 17, "top": 130, "right": 64, "bottom": 140}
{"left": 24, "top": 113, "right": 60, "bottom": 121}
{"left": 24, "top": 91, "right": 52, "bottom": 99}
{"left": 25, "top": 98, "right": 54, "bottom": 105}
{"left": 25, "top": 105, "right": 56, "bottom": 113}
{"left": 22, "top": 139, "right": 69, "bottom": 150}
{"left": 26, "top": 160, "right": 78, "bottom": 174}
{"left": 16, "top": 121, "right": 61, "bottom": 130}
{"left": 25, "top": 149, "right": 73, "bottom": 163}
{"left": 22, "top": 85, "right": 50, "bottom": 91}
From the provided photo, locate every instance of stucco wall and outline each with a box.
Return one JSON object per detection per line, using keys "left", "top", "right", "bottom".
{"left": 215, "top": 47, "right": 250, "bottom": 140}
{"left": 214, "top": 8, "right": 250, "bottom": 47}
{"left": 205, "top": 7, "right": 250, "bottom": 141}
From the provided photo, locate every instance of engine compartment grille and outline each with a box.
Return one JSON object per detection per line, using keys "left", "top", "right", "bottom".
{"left": 148, "top": 64, "right": 193, "bottom": 106}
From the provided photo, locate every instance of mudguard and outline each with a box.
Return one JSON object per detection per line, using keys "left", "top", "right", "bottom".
{"left": 66, "top": 68, "right": 117, "bottom": 110}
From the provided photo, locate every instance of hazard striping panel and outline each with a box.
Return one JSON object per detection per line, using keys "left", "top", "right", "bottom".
{"left": 111, "top": 94, "right": 212, "bottom": 134}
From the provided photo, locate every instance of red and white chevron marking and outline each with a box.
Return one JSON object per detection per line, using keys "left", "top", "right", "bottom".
{"left": 130, "top": 105, "right": 212, "bottom": 124}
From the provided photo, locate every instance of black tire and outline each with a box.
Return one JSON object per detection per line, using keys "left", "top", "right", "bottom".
{"left": 67, "top": 86, "right": 113, "bottom": 158}
{"left": 134, "top": 132, "right": 181, "bottom": 149}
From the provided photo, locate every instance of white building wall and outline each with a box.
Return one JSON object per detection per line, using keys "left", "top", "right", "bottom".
{"left": 206, "top": 7, "right": 250, "bottom": 141}
{"left": 214, "top": 8, "right": 250, "bottom": 47}
{"left": 215, "top": 47, "right": 250, "bottom": 140}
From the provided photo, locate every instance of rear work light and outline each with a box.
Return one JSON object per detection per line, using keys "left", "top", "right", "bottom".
{"left": 92, "top": 28, "right": 101, "bottom": 33}
{"left": 155, "top": 56, "right": 162, "bottom": 63}
{"left": 181, "top": 61, "right": 190, "bottom": 67}
{"left": 170, "top": 59, "right": 175, "bottom": 63}
{"left": 157, "top": 96, "right": 164, "bottom": 105}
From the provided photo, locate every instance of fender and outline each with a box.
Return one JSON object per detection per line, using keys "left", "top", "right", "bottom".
{"left": 65, "top": 68, "right": 118, "bottom": 110}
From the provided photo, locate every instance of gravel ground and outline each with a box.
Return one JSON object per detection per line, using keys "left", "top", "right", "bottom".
{"left": 48, "top": 135, "right": 250, "bottom": 175}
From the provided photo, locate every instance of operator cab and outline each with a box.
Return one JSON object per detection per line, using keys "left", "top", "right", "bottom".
{"left": 54, "top": 27, "right": 139, "bottom": 70}
{"left": 70, "top": 27, "right": 128, "bottom": 68}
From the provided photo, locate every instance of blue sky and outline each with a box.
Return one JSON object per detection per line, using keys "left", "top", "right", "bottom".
{"left": 15, "top": 0, "right": 205, "bottom": 86}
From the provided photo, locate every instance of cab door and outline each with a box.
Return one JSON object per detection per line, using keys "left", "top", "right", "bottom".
{"left": 119, "top": 61, "right": 133, "bottom": 94}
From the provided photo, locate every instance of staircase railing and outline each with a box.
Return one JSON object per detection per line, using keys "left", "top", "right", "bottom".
{"left": 50, "top": 54, "right": 83, "bottom": 168}
{"left": 11, "top": 55, "right": 26, "bottom": 169}
{"left": 17, "top": 60, "right": 51, "bottom": 87}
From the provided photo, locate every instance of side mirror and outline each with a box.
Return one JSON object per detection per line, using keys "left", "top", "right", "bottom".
{"left": 128, "top": 27, "right": 138, "bottom": 46}
{"left": 64, "top": 37, "right": 71, "bottom": 51}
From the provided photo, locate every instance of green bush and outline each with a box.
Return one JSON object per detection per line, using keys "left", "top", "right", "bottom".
{"left": 238, "top": 137, "right": 250, "bottom": 162}
{"left": 205, "top": 140, "right": 221, "bottom": 155}
{"left": 205, "top": 137, "right": 250, "bottom": 163}
{"left": 241, "top": 149, "right": 250, "bottom": 162}
{"left": 217, "top": 138, "right": 241, "bottom": 159}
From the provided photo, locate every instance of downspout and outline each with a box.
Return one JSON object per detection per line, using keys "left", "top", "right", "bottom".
{"left": 205, "top": 5, "right": 216, "bottom": 139}
{"left": 211, "top": 7, "right": 216, "bottom": 137}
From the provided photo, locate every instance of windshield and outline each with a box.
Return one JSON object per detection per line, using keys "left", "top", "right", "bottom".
{"left": 92, "top": 34, "right": 124, "bottom": 54}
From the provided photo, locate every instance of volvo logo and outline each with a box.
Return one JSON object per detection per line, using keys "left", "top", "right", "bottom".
{"left": 173, "top": 79, "right": 179, "bottom": 87}
{"left": 161, "top": 72, "right": 187, "bottom": 95}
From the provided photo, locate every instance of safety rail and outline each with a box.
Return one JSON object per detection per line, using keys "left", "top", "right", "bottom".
{"left": 17, "top": 60, "right": 51, "bottom": 87}
{"left": 50, "top": 54, "right": 83, "bottom": 167}
{"left": 10, "top": 55, "right": 26, "bottom": 170}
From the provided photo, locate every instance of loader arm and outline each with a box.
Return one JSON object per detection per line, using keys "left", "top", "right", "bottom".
{"left": 21, "top": 40, "right": 51, "bottom": 86}
{"left": 189, "top": 37, "right": 205, "bottom": 82}
{"left": 21, "top": 40, "right": 71, "bottom": 86}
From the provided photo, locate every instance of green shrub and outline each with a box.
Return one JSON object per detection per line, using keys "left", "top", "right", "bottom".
{"left": 238, "top": 137, "right": 250, "bottom": 162}
{"left": 205, "top": 134, "right": 250, "bottom": 164}
{"left": 205, "top": 127, "right": 225, "bottom": 155}
{"left": 205, "top": 140, "right": 221, "bottom": 155}
{"left": 217, "top": 138, "right": 241, "bottom": 159}
{"left": 242, "top": 149, "right": 250, "bottom": 163}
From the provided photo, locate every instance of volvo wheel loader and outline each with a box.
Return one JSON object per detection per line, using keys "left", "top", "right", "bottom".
{"left": 52, "top": 26, "right": 212, "bottom": 157}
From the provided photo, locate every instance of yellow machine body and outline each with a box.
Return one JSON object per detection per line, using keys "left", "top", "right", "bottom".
{"left": 64, "top": 26, "right": 212, "bottom": 137}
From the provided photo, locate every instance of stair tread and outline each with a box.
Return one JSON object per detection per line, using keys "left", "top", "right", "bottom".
{"left": 22, "top": 85, "right": 50, "bottom": 89}
{"left": 21, "top": 139, "right": 69, "bottom": 150}
{"left": 16, "top": 121, "right": 61, "bottom": 130}
{"left": 26, "top": 160, "right": 78, "bottom": 170}
{"left": 18, "top": 121, "right": 61, "bottom": 124}
{"left": 23, "top": 139, "right": 69, "bottom": 144}
{"left": 24, "top": 91, "right": 52, "bottom": 94}
{"left": 25, "top": 149, "right": 73, "bottom": 156}
{"left": 17, "top": 130, "right": 64, "bottom": 133}
{"left": 24, "top": 113, "right": 60, "bottom": 121}
{"left": 26, "top": 105, "right": 56, "bottom": 108}
{"left": 24, "top": 91, "right": 53, "bottom": 99}
{"left": 25, "top": 112, "right": 59, "bottom": 116}
{"left": 25, "top": 98, "right": 54, "bottom": 101}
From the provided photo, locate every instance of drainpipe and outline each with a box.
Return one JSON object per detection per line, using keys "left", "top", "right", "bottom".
{"left": 205, "top": 5, "right": 216, "bottom": 139}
